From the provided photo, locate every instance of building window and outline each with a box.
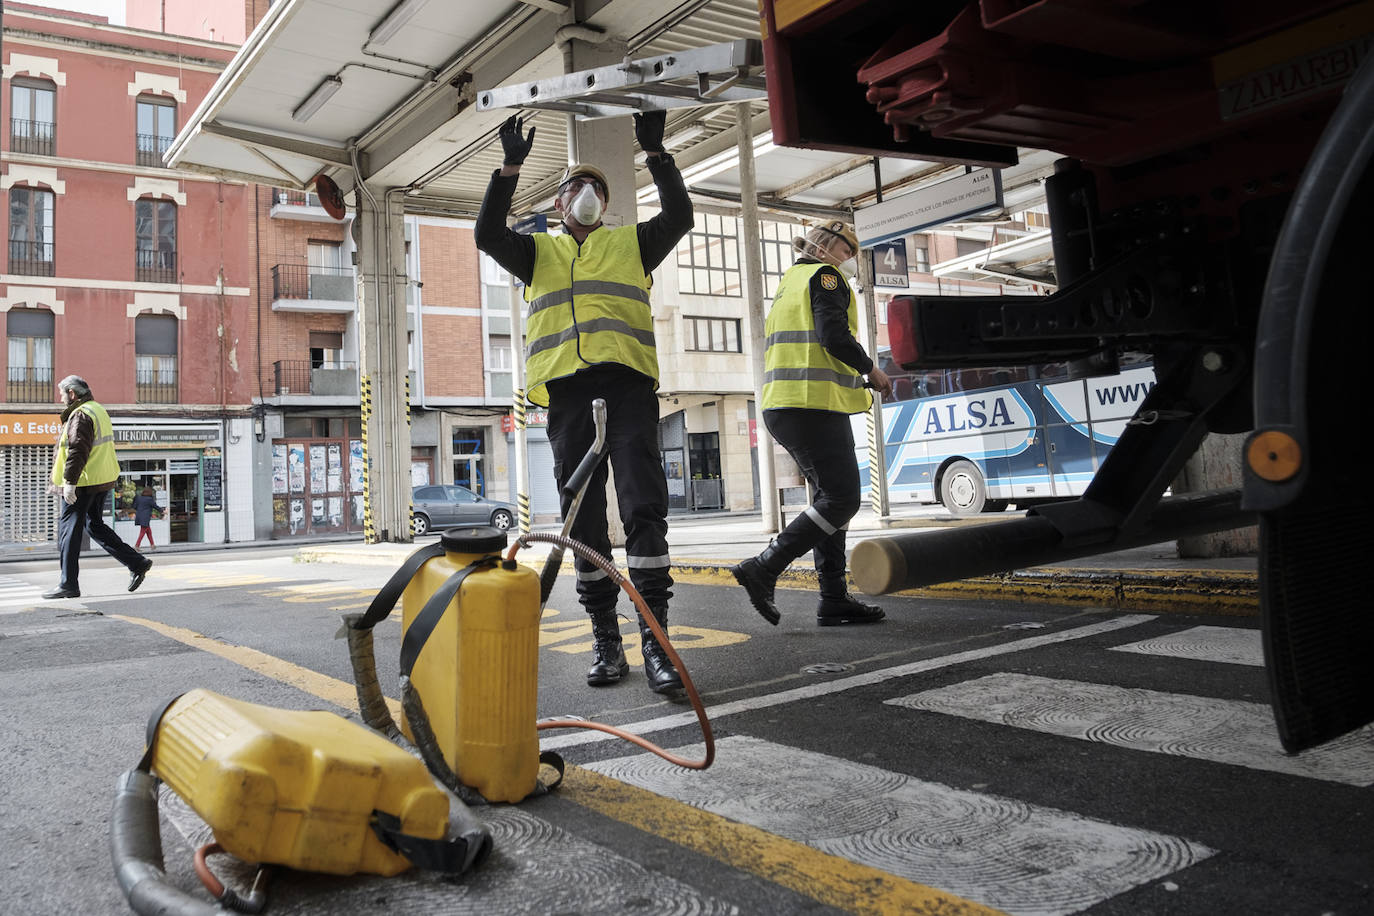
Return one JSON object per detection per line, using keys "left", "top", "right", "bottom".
{"left": 135, "top": 95, "right": 176, "bottom": 167}
{"left": 676, "top": 213, "right": 741, "bottom": 296}
{"left": 956, "top": 236, "right": 987, "bottom": 258}
{"left": 10, "top": 77, "right": 56, "bottom": 156}
{"left": 760, "top": 221, "right": 796, "bottom": 295}
{"left": 135, "top": 314, "right": 178, "bottom": 403}
{"left": 684, "top": 316, "right": 741, "bottom": 353}
{"left": 309, "top": 330, "right": 343, "bottom": 368}
{"left": 8, "top": 187, "right": 55, "bottom": 277}
{"left": 913, "top": 237, "right": 930, "bottom": 273}
{"left": 135, "top": 199, "right": 177, "bottom": 282}
{"left": 6, "top": 308, "right": 54, "bottom": 402}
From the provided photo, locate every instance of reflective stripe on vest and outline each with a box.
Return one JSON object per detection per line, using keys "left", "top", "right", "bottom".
{"left": 524, "top": 227, "right": 657, "bottom": 407}
{"left": 761, "top": 263, "right": 872, "bottom": 414}
{"left": 51, "top": 400, "right": 121, "bottom": 487}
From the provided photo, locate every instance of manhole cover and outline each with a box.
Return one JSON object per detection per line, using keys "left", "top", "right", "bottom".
{"left": 802, "top": 662, "right": 855, "bottom": 675}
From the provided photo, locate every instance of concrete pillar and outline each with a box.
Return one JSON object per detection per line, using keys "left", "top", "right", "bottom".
{"left": 1175, "top": 432, "right": 1259, "bottom": 557}
{"left": 354, "top": 186, "right": 413, "bottom": 543}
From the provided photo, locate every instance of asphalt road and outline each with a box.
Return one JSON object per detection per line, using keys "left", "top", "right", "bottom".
{"left": 0, "top": 547, "right": 1369, "bottom": 915}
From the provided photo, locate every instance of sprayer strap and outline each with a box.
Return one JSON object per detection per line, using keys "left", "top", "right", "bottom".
{"left": 354, "top": 542, "right": 446, "bottom": 631}
{"left": 399, "top": 556, "right": 499, "bottom": 678}
{"left": 370, "top": 810, "right": 478, "bottom": 875}
{"left": 137, "top": 693, "right": 186, "bottom": 773}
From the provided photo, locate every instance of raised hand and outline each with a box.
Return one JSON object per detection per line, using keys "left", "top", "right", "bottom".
{"left": 499, "top": 115, "right": 536, "bottom": 166}
{"left": 633, "top": 110, "right": 666, "bottom": 154}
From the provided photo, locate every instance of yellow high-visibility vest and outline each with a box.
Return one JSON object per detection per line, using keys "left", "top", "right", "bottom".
{"left": 51, "top": 400, "right": 121, "bottom": 487}
{"left": 523, "top": 226, "right": 657, "bottom": 407}
{"left": 762, "top": 263, "right": 872, "bottom": 414}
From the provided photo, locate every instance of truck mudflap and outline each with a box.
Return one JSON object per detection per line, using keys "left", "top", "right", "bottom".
{"left": 1245, "top": 51, "right": 1374, "bottom": 752}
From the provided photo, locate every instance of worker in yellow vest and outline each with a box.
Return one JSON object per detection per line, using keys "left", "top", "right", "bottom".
{"left": 44, "top": 375, "right": 152, "bottom": 599}
{"left": 475, "top": 111, "right": 693, "bottom": 695}
{"left": 731, "top": 221, "right": 892, "bottom": 626}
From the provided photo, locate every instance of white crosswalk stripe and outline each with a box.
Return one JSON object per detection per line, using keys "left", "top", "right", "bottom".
{"left": 1109, "top": 625, "right": 1263, "bottom": 666}
{"left": 590, "top": 735, "right": 1213, "bottom": 916}
{"left": 0, "top": 575, "right": 45, "bottom": 612}
{"left": 887, "top": 672, "right": 1374, "bottom": 786}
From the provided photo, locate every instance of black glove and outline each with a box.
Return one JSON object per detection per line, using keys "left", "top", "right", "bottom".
{"left": 499, "top": 115, "right": 535, "bottom": 166}
{"left": 633, "top": 110, "right": 666, "bottom": 154}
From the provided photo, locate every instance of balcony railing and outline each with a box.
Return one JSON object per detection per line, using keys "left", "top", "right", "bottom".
{"left": 136, "top": 248, "right": 177, "bottom": 283}
{"left": 273, "top": 189, "right": 323, "bottom": 208}
{"left": 10, "top": 119, "right": 55, "bottom": 156}
{"left": 8, "top": 240, "right": 54, "bottom": 277}
{"left": 6, "top": 367, "right": 54, "bottom": 403}
{"left": 273, "top": 359, "right": 357, "bottom": 396}
{"left": 271, "top": 263, "right": 355, "bottom": 302}
{"left": 135, "top": 369, "right": 178, "bottom": 404}
{"left": 136, "top": 132, "right": 172, "bottom": 167}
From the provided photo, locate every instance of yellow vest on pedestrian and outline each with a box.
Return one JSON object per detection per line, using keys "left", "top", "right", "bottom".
{"left": 523, "top": 226, "right": 657, "bottom": 407}
{"left": 762, "top": 263, "right": 872, "bottom": 414}
{"left": 51, "top": 400, "right": 121, "bottom": 487}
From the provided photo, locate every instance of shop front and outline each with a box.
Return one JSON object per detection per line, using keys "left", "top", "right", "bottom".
{"left": 107, "top": 420, "right": 225, "bottom": 545}
{"left": 270, "top": 416, "right": 365, "bottom": 536}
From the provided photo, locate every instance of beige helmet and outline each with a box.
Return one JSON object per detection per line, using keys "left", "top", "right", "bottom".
{"left": 558, "top": 163, "right": 610, "bottom": 202}
{"left": 793, "top": 219, "right": 860, "bottom": 265}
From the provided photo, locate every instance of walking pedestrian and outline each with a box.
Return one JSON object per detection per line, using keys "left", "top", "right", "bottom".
{"left": 43, "top": 376, "right": 152, "bottom": 599}
{"left": 132, "top": 486, "right": 162, "bottom": 551}
{"left": 730, "top": 221, "right": 892, "bottom": 626}
{"left": 475, "top": 110, "right": 693, "bottom": 694}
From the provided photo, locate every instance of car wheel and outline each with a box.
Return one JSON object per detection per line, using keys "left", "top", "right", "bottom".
{"left": 940, "top": 459, "right": 987, "bottom": 516}
{"left": 413, "top": 513, "right": 430, "bottom": 536}
{"left": 490, "top": 509, "right": 514, "bottom": 530}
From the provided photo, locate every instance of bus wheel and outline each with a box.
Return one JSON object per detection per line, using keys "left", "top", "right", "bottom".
{"left": 940, "top": 460, "right": 987, "bottom": 516}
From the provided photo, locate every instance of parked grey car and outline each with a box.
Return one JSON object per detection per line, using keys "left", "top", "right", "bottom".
{"left": 411, "top": 485, "right": 516, "bottom": 536}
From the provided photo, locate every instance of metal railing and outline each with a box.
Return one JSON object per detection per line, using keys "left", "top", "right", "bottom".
{"left": 7, "top": 240, "right": 54, "bottom": 277}
{"left": 5, "top": 367, "right": 54, "bottom": 403}
{"left": 135, "top": 248, "right": 177, "bottom": 283}
{"left": 271, "top": 263, "right": 354, "bottom": 301}
{"left": 135, "top": 132, "right": 172, "bottom": 167}
{"left": 273, "top": 189, "right": 323, "bottom": 208}
{"left": 10, "top": 119, "right": 55, "bottom": 156}
{"left": 135, "top": 369, "right": 177, "bottom": 404}
{"left": 273, "top": 359, "right": 357, "bottom": 396}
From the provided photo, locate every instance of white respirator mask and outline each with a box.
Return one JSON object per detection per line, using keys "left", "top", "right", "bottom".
{"left": 836, "top": 257, "right": 857, "bottom": 278}
{"left": 569, "top": 184, "right": 604, "bottom": 226}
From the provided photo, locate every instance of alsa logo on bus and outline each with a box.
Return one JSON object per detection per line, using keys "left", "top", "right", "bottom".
{"left": 917, "top": 391, "right": 1029, "bottom": 436}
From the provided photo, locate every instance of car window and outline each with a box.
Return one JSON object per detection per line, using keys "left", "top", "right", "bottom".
{"left": 448, "top": 487, "right": 478, "bottom": 503}
{"left": 415, "top": 486, "right": 442, "bottom": 500}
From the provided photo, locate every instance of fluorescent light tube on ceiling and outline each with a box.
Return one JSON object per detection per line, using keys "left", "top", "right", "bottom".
{"left": 369, "top": 0, "right": 429, "bottom": 46}
{"left": 292, "top": 76, "right": 342, "bottom": 123}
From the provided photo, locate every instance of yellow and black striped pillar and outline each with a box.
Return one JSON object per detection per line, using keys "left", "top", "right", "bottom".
{"left": 514, "top": 387, "right": 530, "bottom": 536}
{"left": 360, "top": 374, "right": 376, "bottom": 543}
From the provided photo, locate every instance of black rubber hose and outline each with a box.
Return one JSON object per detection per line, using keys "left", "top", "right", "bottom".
{"left": 110, "top": 769, "right": 228, "bottom": 916}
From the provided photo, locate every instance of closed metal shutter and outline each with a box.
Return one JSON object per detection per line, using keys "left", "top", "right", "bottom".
{"left": 509, "top": 434, "right": 561, "bottom": 519}
{"left": 1, "top": 445, "right": 56, "bottom": 542}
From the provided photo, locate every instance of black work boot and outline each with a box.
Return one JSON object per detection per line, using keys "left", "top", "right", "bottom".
{"left": 639, "top": 605, "right": 684, "bottom": 696}
{"left": 816, "top": 592, "right": 886, "bottom": 626}
{"left": 586, "top": 608, "right": 629, "bottom": 686}
{"left": 729, "top": 540, "right": 790, "bottom": 625}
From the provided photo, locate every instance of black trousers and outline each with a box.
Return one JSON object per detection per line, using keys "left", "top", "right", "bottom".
{"left": 547, "top": 366, "right": 673, "bottom": 614}
{"left": 764, "top": 408, "right": 861, "bottom": 596}
{"left": 58, "top": 488, "right": 146, "bottom": 590}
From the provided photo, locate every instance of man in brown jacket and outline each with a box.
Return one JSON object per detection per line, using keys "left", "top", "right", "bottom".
{"left": 44, "top": 375, "right": 151, "bottom": 599}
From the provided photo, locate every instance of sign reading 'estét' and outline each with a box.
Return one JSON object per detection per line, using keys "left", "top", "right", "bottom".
{"left": 0, "top": 414, "right": 63, "bottom": 445}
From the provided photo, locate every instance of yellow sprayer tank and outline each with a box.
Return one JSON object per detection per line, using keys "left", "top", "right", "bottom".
{"left": 400, "top": 526, "right": 542, "bottom": 803}
{"left": 150, "top": 689, "right": 450, "bottom": 876}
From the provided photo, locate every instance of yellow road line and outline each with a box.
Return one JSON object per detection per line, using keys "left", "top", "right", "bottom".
{"left": 109, "top": 614, "right": 400, "bottom": 721}
{"left": 112, "top": 613, "right": 1002, "bottom": 915}
{"left": 563, "top": 767, "right": 1004, "bottom": 916}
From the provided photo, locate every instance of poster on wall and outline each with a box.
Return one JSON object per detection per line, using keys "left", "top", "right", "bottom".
{"left": 272, "top": 445, "right": 288, "bottom": 495}
{"left": 349, "top": 440, "right": 365, "bottom": 492}
{"left": 288, "top": 445, "right": 305, "bottom": 493}
{"left": 289, "top": 498, "right": 305, "bottom": 534}
{"left": 310, "top": 445, "right": 327, "bottom": 492}
{"left": 328, "top": 496, "right": 343, "bottom": 528}
{"left": 312, "top": 498, "right": 327, "bottom": 526}
{"left": 273, "top": 498, "right": 288, "bottom": 531}
{"left": 353, "top": 494, "right": 364, "bottom": 526}
{"left": 327, "top": 444, "right": 343, "bottom": 492}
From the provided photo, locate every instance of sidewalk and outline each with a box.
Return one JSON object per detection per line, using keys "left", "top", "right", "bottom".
{"left": 297, "top": 504, "right": 1260, "bottom": 615}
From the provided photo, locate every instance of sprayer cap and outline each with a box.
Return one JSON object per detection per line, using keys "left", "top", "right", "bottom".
{"left": 440, "top": 526, "right": 508, "bottom": 554}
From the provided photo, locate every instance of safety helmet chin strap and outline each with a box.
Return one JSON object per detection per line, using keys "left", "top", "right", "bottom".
{"left": 794, "top": 231, "right": 849, "bottom": 268}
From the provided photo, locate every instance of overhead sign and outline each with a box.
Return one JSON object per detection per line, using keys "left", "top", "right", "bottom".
{"left": 855, "top": 169, "right": 1004, "bottom": 248}
{"left": 0, "top": 413, "right": 62, "bottom": 445}
{"left": 872, "top": 239, "right": 909, "bottom": 288}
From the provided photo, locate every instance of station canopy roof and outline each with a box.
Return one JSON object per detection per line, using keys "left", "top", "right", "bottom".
{"left": 168, "top": 0, "right": 1058, "bottom": 285}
